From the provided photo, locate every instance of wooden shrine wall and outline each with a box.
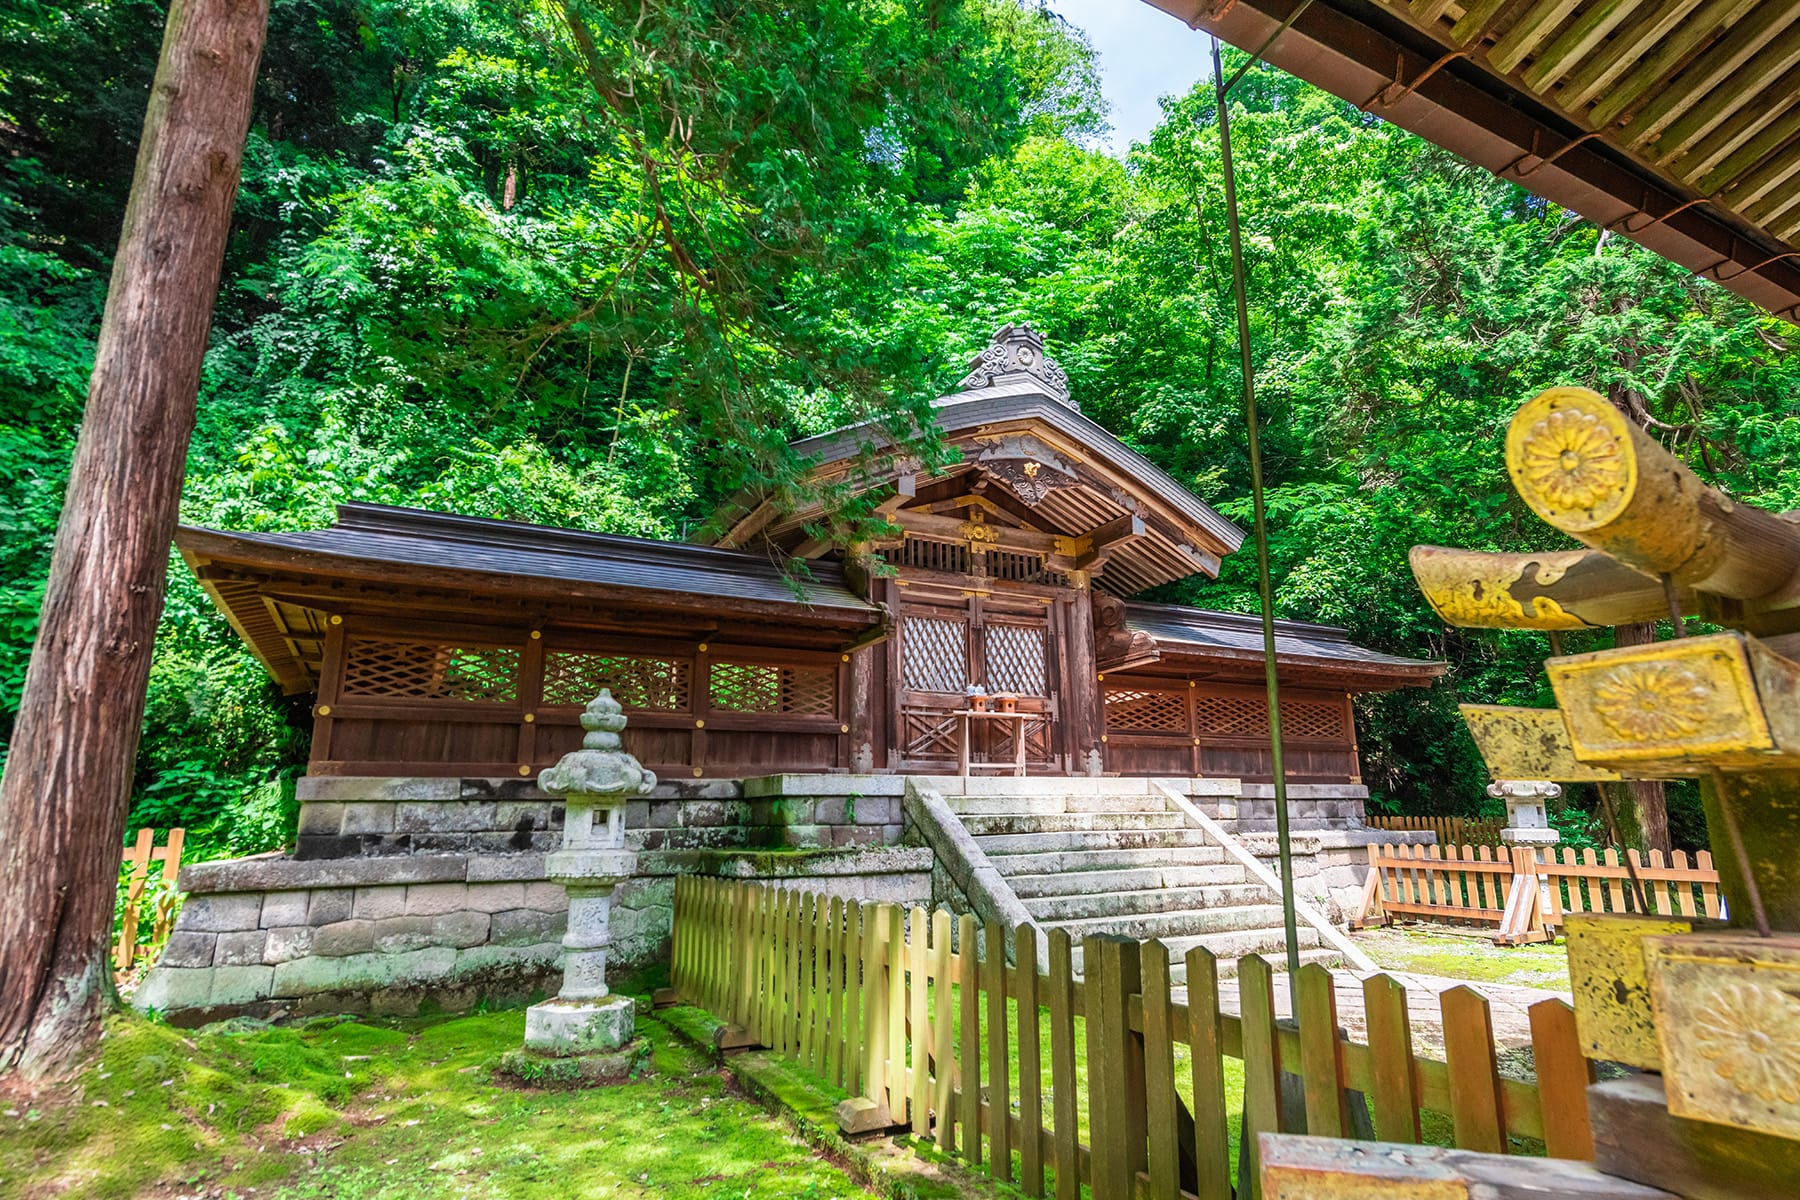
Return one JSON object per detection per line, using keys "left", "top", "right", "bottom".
{"left": 1098, "top": 674, "right": 1359, "bottom": 782}
{"left": 308, "top": 615, "right": 858, "bottom": 780}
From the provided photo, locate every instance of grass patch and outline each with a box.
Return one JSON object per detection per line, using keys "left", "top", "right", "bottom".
{"left": 0, "top": 1006, "right": 871, "bottom": 1200}
{"left": 1355, "top": 927, "right": 1571, "bottom": 990}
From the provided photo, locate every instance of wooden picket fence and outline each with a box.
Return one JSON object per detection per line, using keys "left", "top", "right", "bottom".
{"left": 116, "top": 827, "right": 184, "bottom": 972}
{"left": 670, "top": 877, "right": 1597, "bottom": 1200}
{"left": 1367, "top": 815, "right": 1505, "bottom": 846}
{"left": 1354, "top": 842, "right": 1722, "bottom": 945}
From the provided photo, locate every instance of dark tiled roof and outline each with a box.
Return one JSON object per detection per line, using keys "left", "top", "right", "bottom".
{"left": 180, "top": 503, "right": 874, "bottom": 613}
{"left": 1124, "top": 601, "right": 1442, "bottom": 675}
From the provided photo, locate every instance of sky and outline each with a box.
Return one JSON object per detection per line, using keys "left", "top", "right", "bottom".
{"left": 1047, "top": 0, "right": 1213, "bottom": 155}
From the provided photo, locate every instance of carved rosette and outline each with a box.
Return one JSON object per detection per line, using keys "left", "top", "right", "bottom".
{"left": 1592, "top": 662, "right": 1712, "bottom": 742}
{"left": 1693, "top": 983, "right": 1800, "bottom": 1105}
{"left": 1506, "top": 388, "right": 1639, "bottom": 532}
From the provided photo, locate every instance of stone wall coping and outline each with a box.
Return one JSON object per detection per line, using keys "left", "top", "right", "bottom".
{"left": 298, "top": 775, "right": 743, "bottom": 803}
{"left": 1307, "top": 828, "right": 1438, "bottom": 850}
{"left": 741, "top": 774, "right": 906, "bottom": 798}
{"left": 1237, "top": 782, "right": 1369, "bottom": 800}
{"left": 181, "top": 853, "right": 475, "bottom": 894}
{"left": 637, "top": 846, "right": 932, "bottom": 878}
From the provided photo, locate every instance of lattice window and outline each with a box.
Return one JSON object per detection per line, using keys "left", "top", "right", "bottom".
{"left": 543, "top": 651, "right": 689, "bottom": 710}
{"left": 341, "top": 638, "right": 520, "bottom": 704}
{"left": 1283, "top": 700, "right": 1346, "bottom": 740}
{"left": 903, "top": 616, "right": 968, "bottom": 693}
{"left": 709, "top": 661, "right": 837, "bottom": 717}
{"left": 1195, "top": 694, "right": 1268, "bottom": 737}
{"left": 1104, "top": 688, "right": 1188, "bottom": 734}
{"left": 984, "top": 623, "right": 1047, "bottom": 696}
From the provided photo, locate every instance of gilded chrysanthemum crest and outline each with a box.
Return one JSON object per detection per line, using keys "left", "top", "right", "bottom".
{"left": 1693, "top": 983, "right": 1800, "bottom": 1106}
{"left": 1593, "top": 662, "right": 1711, "bottom": 742}
{"left": 1516, "top": 408, "right": 1626, "bottom": 515}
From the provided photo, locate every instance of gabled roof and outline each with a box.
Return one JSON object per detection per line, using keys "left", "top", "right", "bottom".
{"left": 718, "top": 327, "right": 1245, "bottom": 596}
{"left": 1125, "top": 601, "right": 1444, "bottom": 688}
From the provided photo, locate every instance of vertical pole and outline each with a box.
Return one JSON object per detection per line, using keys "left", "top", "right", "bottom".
{"left": 1212, "top": 35, "right": 1302, "bottom": 987}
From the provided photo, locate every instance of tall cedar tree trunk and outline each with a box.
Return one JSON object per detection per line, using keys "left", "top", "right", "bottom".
{"left": 1607, "top": 622, "right": 1674, "bottom": 855}
{"left": 0, "top": 0, "right": 268, "bottom": 1076}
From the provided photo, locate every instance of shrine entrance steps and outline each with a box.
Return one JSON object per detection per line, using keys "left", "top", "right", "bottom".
{"left": 904, "top": 778, "right": 1360, "bottom": 983}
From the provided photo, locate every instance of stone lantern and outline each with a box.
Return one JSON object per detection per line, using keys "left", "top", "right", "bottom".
{"left": 1488, "top": 778, "right": 1561, "bottom": 845}
{"left": 525, "top": 689, "right": 655, "bottom": 1055}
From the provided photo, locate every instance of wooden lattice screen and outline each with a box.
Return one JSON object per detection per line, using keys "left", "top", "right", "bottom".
{"left": 901, "top": 615, "right": 967, "bottom": 693}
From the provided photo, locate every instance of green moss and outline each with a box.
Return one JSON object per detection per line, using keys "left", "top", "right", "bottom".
{"left": 0, "top": 1007, "right": 869, "bottom": 1200}
{"left": 1356, "top": 928, "right": 1571, "bottom": 990}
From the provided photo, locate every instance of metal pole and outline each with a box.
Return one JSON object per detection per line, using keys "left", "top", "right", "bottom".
{"left": 1211, "top": 35, "right": 1302, "bottom": 986}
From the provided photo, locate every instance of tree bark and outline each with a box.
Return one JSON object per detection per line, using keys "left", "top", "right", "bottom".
{"left": 0, "top": 0, "right": 268, "bottom": 1077}
{"left": 1605, "top": 623, "right": 1673, "bottom": 856}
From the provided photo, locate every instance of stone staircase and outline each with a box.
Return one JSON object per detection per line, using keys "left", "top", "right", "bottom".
{"left": 937, "top": 787, "right": 1344, "bottom": 982}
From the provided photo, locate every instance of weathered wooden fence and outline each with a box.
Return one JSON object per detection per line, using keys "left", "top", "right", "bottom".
{"left": 1354, "top": 842, "right": 1722, "bottom": 944}
{"left": 671, "top": 876, "right": 1596, "bottom": 1200}
{"left": 1368, "top": 814, "right": 1505, "bottom": 846}
{"left": 117, "top": 827, "right": 184, "bottom": 972}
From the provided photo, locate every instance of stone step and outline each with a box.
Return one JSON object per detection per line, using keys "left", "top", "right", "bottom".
{"left": 1005, "top": 863, "right": 1246, "bottom": 898}
{"left": 1021, "top": 883, "right": 1270, "bottom": 922}
{"left": 972, "top": 829, "right": 1217, "bottom": 856}
{"left": 958, "top": 812, "right": 1186, "bottom": 837}
{"left": 1069, "top": 925, "right": 1326, "bottom": 975}
{"left": 1171, "top": 945, "right": 1343, "bottom": 983}
{"left": 986, "top": 846, "right": 1228, "bottom": 876}
{"left": 941, "top": 793, "right": 1174, "bottom": 817}
{"left": 1046, "top": 903, "right": 1291, "bottom": 943}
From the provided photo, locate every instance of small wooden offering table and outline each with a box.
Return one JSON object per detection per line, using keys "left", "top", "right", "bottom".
{"left": 954, "top": 709, "right": 1029, "bottom": 777}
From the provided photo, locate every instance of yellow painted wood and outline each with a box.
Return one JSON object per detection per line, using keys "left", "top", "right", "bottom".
{"left": 1185, "top": 948, "right": 1232, "bottom": 1200}
{"left": 886, "top": 903, "right": 907, "bottom": 1121}
{"left": 932, "top": 910, "right": 955, "bottom": 1153}
{"left": 984, "top": 920, "right": 1012, "bottom": 1182}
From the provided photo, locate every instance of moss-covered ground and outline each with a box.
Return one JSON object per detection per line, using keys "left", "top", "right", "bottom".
{"left": 1353, "top": 926, "right": 1572, "bottom": 991}
{"left": 0, "top": 1006, "right": 874, "bottom": 1200}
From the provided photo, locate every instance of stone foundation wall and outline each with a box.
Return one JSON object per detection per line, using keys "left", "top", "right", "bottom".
{"left": 136, "top": 774, "right": 930, "bottom": 1022}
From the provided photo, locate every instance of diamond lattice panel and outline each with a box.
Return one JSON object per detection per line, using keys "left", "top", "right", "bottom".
{"left": 1196, "top": 694, "right": 1268, "bottom": 737}
{"left": 984, "top": 623, "right": 1047, "bottom": 696}
{"left": 1283, "top": 701, "right": 1346, "bottom": 741}
{"left": 342, "top": 638, "right": 520, "bottom": 704}
{"left": 1104, "top": 688, "right": 1188, "bottom": 734}
{"left": 709, "top": 662, "right": 837, "bottom": 717}
{"left": 543, "top": 652, "right": 689, "bottom": 710}
{"left": 903, "top": 616, "right": 968, "bottom": 693}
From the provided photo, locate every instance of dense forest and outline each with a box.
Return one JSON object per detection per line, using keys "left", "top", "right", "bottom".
{"left": 5, "top": 0, "right": 1796, "bottom": 859}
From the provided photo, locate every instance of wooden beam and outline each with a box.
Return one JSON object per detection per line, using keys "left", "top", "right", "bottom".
{"left": 1699, "top": 102, "right": 1800, "bottom": 194}
{"left": 1523, "top": 0, "right": 1647, "bottom": 90}
{"left": 892, "top": 508, "right": 1060, "bottom": 555}
{"left": 1612, "top": 0, "right": 1787, "bottom": 139}
{"left": 1077, "top": 514, "right": 1148, "bottom": 570}
{"left": 1488, "top": 0, "right": 1584, "bottom": 75}
{"left": 1556, "top": 0, "right": 1704, "bottom": 111}
{"left": 1650, "top": 26, "right": 1800, "bottom": 163}
{"left": 1450, "top": 0, "right": 1512, "bottom": 45}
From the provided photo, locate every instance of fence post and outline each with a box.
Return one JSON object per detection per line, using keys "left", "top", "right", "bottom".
{"left": 1238, "top": 953, "right": 1282, "bottom": 1200}
{"left": 835, "top": 900, "right": 896, "bottom": 1133}
{"left": 1086, "top": 935, "right": 1145, "bottom": 1200}
{"left": 984, "top": 919, "right": 1012, "bottom": 1181}
{"left": 1529, "top": 997, "right": 1596, "bottom": 1161}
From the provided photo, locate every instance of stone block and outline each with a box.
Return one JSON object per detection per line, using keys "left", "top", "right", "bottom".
{"left": 354, "top": 886, "right": 408, "bottom": 920}
{"left": 472, "top": 830, "right": 556, "bottom": 855}
{"left": 466, "top": 853, "right": 546, "bottom": 882}
{"left": 491, "top": 908, "right": 567, "bottom": 945}
{"left": 831, "top": 825, "right": 883, "bottom": 848}
{"left": 814, "top": 796, "right": 849, "bottom": 825}
{"left": 523, "top": 882, "right": 568, "bottom": 911}
{"left": 647, "top": 801, "right": 682, "bottom": 828}
{"left": 341, "top": 802, "right": 396, "bottom": 835}
{"left": 396, "top": 801, "right": 496, "bottom": 834}
{"left": 407, "top": 882, "right": 469, "bottom": 916}
{"left": 748, "top": 797, "right": 814, "bottom": 827}
{"left": 372, "top": 915, "right": 434, "bottom": 953}
{"left": 159, "top": 931, "right": 217, "bottom": 969}
{"left": 525, "top": 995, "right": 635, "bottom": 1054}
{"left": 181, "top": 894, "right": 264, "bottom": 933}
{"left": 313, "top": 918, "right": 376, "bottom": 957}
{"left": 464, "top": 882, "right": 526, "bottom": 913}
{"left": 432, "top": 911, "right": 491, "bottom": 949}
{"left": 183, "top": 852, "right": 468, "bottom": 894}
{"left": 214, "top": 930, "right": 269, "bottom": 967}
{"left": 680, "top": 800, "right": 740, "bottom": 827}
{"left": 298, "top": 776, "right": 459, "bottom": 803}
{"left": 459, "top": 777, "right": 551, "bottom": 802}
{"left": 131, "top": 967, "right": 214, "bottom": 1013}
{"left": 210, "top": 964, "right": 275, "bottom": 1006}
{"left": 308, "top": 888, "right": 354, "bottom": 925}
{"left": 624, "top": 800, "right": 650, "bottom": 828}
{"left": 879, "top": 823, "right": 905, "bottom": 845}
{"left": 297, "top": 803, "right": 345, "bottom": 836}
{"left": 452, "top": 941, "right": 563, "bottom": 978}
{"left": 258, "top": 891, "right": 310, "bottom": 929}
{"left": 263, "top": 925, "right": 315, "bottom": 963}
{"left": 270, "top": 946, "right": 457, "bottom": 998}
{"left": 854, "top": 796, "right": 900, "bottom": 826}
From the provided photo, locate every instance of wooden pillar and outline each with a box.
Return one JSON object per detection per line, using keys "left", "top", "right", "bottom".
{"left": 1064, "top": 572, "right": 1099, "bottom": 772}
{"left": 0, "top": 0, "right": 271, "bottom": 1076}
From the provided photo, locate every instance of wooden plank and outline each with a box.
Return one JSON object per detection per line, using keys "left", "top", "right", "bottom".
{"left": 1047, "top": 928, "right": 1078, "bottom": 1200}
{"left": 116, "top": 828, "right": 154, "bottom": 970}
{"left": 887, "top": 903, "right": 907, "bottom": 1121}
{"left": 933, "top": 910, "right": 956, "bottom": 1153}
{"left": 1014, "top": 925, "right": 1044, "bottom": 1199}
{"left": 786, "top": 889, "right": 803, "bottom": 1058}
{"left": 1085, "top": 937, "right": 1120, "bottom": 1200}
{"left": 1529, "top": 998, "right": 1597, "bottom": 1161}
{"left": 1363, "top": 972, "right": 1421, "bottom": 1143}
{"left": 826, "top": 896, "right": 846, "bottom": 1087}
{"left": 1140, "top": 941, "right": 1179, "bottom": 1200}
{"left": 841, "top": 899, "right": 862, "bottom": 1093}
{"left": 863, "top": 903, "right": 891, "bottom": 1112}
{"left": 1441, "top": 985, "right": 1508, "bottom": 1154}
{"left": 1295, "top": 963, "right": 1348, "bottom": 1138}
{"left": 1238, "top": 954, "right": 1282, "bottom": 1200}
{"left": 1185, "top": 948, "right": 1232, "bottom": 1200}
{"left": 911, "top": 906, "right": 931, "bottom": 1136}
{"left": 800, "top": 892, "right": 818, "bottom": 1071}
{"left": 985, "top": 920, "right": 1012, "bottom": 1182}
{"left": 152, "top": 828, "right": 184, "bottom": 944}
{"left": 736, "top": 882, "right": 757, "bottom": 1031}
{"left": 959, "top": 912, "right": 983, "bottom": 1167}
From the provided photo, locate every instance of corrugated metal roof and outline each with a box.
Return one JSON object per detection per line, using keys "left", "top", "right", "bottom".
{"left": 1125, "top": 601, "right": 1444, "bottom": 674}
{"left": 179, "top": 503, "right": 874, "bottom": 613}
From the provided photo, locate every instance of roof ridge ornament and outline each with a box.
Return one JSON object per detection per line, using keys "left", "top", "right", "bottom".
{"left": 956, "top": 324, "right": 1074, "bottom": 410}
